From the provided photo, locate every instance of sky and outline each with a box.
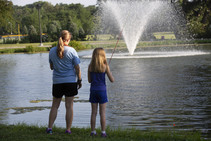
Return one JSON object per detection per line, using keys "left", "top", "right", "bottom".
{"left": 10, "top": 0, "right": 97, "bottom": 7}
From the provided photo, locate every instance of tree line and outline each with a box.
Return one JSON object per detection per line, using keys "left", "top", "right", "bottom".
{"left": 0, "top": 0, "right": 210, "bottom": 43}
{"left": 0, "top": 1, "right": 98, "bottom": 42}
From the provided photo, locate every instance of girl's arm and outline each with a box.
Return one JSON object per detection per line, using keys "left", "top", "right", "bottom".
{"left": 106, "top": 65, "right": 114, "bottom": 82}
{"left": 88, "top": 65, "right": 91, "bottom": 83}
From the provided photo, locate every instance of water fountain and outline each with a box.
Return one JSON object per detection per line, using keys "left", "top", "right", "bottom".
{"left": 101, "top": 0, "right": 163, "bottom": 55}
{"left": 93, "top": 0, "right": 209, "bottom": 58}
{"left": 82, "top": 0, "right": 210, "bottom": 59}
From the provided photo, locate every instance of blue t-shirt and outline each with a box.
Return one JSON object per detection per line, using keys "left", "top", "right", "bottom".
{"left": 90, "top": 72, "right": 106, "bottom": 91}
{"left": 49, "top": 46, "right": 80, "bottom": 84}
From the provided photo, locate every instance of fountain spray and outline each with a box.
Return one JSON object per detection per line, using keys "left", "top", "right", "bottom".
{"left": 109, "top": 11, "right": 131, "bottom": 64}
{"left": 101, "top": 0, "right": 162, "bottom": 58}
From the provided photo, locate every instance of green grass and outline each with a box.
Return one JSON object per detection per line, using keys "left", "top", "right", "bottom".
{"left": 153, "top": 32, "right": 176, "bottom": 40}
{"left": 86, "top": 34, "right": 114, "bottom": 41}
{"left": 0, "top": 46, "right": 51, "bottom": 54}
{"left": 86, "top": 33, "right": 176, "bottom": 40}
{"left": 0, "top": 124, "right": 208, "bottom": 141}
{"left": 0, "top": 42, "right": 53, "bottom": 48}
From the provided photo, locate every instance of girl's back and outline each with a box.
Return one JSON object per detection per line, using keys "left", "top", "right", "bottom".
{"left": 90, "top": 72, "right": 106, "bottom": 91}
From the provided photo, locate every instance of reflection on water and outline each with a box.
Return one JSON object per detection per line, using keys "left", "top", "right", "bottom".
{"left": 0, "top": 46, "right": 211, "bottom": 137}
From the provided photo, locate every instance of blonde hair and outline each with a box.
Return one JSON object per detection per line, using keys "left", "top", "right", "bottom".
{"left": 57, "top": 30, "right": 71, "bottom": 59}
{"left": 90, "top": 48, "right": 107, "bottom": 73}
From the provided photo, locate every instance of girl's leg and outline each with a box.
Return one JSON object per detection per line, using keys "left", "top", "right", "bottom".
{"left": 65, "top": 96, "right": 74, "bottom": 131}
{"left": 91, "top": 103, "right": 98, "bottom": 132}
{"left": 48, "top": 97, "right": 62, "bottom": 129}
{"left": 99, "top": 103, "right": 107, "bottom": 131}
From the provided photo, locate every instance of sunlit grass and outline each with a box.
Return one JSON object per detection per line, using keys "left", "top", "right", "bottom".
{"left": 153, "top": 32, "right": 176, "bottom": 39}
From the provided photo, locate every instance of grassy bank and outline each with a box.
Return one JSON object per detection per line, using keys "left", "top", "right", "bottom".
{"left": 81, "top": 39, "right": 211, "bottom": 49}
{"left": 0, "top": 46, "right": 51, "bottom": 54}
{"left": 0, "top": 124, "right": 208, "bottom": 141}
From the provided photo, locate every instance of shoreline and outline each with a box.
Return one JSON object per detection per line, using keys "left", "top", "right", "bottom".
{"left": 0, "top": 41, "right": 211, "bottom": 54}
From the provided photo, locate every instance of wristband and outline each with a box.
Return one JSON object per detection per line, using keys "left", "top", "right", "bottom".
{"left": 77, "top": 79, "right": 82, "bottom": 83}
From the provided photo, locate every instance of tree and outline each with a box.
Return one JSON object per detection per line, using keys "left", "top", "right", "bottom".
{"left": 67, "top": 17, "right": 79, "bottom": 40}
{"left": 11, "top": 1, "right": 98, "bottom": 42}
{"left": 78, "top": 27, "right": 86, "bottom": 40}
{"left": 23, "top": 25, "right": 28, "bottom": 34}
{"left": 47, "top": 21, "right": 61, "bottom": 41}
{"left": 27, "top": 25, "right": 40, "bottom": 43}
{"left": 42, "top": 24, "right": 47, "bottom": 33}
{"left": 29, "top": 25, "right": 37, "bottom": 35}
{"left": 0, "top": 0, "right": 13, "bottom": 34}
{"left": 180, "top": 0, "right": 211, "bottom": 38}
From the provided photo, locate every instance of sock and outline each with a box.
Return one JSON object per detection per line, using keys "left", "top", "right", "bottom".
{"left": 101, "top": 131, "right": 106, "bottom": 134}
{"left": 91, "top": 130, "right": 96, "bottom": 134}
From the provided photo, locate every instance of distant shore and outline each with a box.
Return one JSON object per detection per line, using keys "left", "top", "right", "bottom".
{"left": 0, "top": 40, "right": 211, "bottom": 54}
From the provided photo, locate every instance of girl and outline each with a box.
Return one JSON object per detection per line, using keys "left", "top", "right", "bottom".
{"left": 88, "top": 48, "right": 114, "bottom": 137}
{"left": 47, "top": 30, "right": 82, "bottom": 134}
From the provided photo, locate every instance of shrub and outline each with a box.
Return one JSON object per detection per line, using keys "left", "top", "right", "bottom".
{"left": 51, "top": 42, "right": 57, "bottom": 47}
{"left": 25, "top": 46, "right": 50, "bottom": 53}
{"left": 51, "top": 40, "right": 86, "bottom": 51}
{"left": 69, "top": 40, "right": 86, "bottom": 51}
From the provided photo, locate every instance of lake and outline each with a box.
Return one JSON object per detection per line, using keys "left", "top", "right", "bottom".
{"left": 0, "top": 45, "right": 210, "bottom": 137}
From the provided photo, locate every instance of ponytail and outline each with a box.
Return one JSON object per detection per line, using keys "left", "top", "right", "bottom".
{"left": 57, "top": 37, "right": 64, "bottom": 59}
{"left": 57, "top": 30, "right": 71, "bottom": 59}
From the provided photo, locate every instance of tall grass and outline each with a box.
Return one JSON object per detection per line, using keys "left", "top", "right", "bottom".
{"left": 0, "top": 124, "right": 208, "bottom": 141}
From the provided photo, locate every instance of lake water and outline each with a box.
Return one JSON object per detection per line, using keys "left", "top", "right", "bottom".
{"left": 0, "top": 45, "right": 210, "bottom": 137}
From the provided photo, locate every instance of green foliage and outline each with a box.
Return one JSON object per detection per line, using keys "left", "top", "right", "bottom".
{"left": 180, "top": 0, "right": 211, "bottom": 38}
{"left": 29, "top": 25, "right": 37, "bottom": 35}
{"left": 51, "top": 42, "right": 57, "bottom": 47}
{"left": 0, "top": 0, "right": 13, "bottom": 33}
{"left": 69, "top": 40, "right": 86, "bottom": 51}
{"left": 8, "top": 1, "right": 97, "bottom": 42}
{"left": 25, "top": 46, "right": 51, "bottom": 53}
{"left": 23, "top": 25, "right": 28, "bottom": 34}
{"left": 51, "top": 40, "right": 87, "bottom": 51}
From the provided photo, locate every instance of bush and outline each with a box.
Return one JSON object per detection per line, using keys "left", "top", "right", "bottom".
{"left": 51, "top": 42, "right": 57, "bottom": 47}
{"left": 25, "top": 46, "right": 51, "bottom": 53}
{"left": 69, "top": 40, "right": 86, "bottom": 51}
{"left": 51, "top": 40, "right": 86, "bottom": 51}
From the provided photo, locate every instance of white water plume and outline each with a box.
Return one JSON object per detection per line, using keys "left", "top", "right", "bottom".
{"left": 101, "top": 1, "right": 163, "bottom": 55}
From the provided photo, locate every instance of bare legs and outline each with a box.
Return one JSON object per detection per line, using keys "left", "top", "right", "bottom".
{"left": 91, "top": 103, "right": 98, "bottom": 131}
{"left": 90, "top": 103, "right": 107, "bottom": 132}
{"left": 65, "top": 97, "right": 74, "bottom": 131}
{"left": 48, "top": 97, "right": 62, "bottom": 129}
{"left": 99, "top": 103, "right": 106, "bottom": 131}
{"left": 48, "top": 96, "right": 74, "bottom": 131}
